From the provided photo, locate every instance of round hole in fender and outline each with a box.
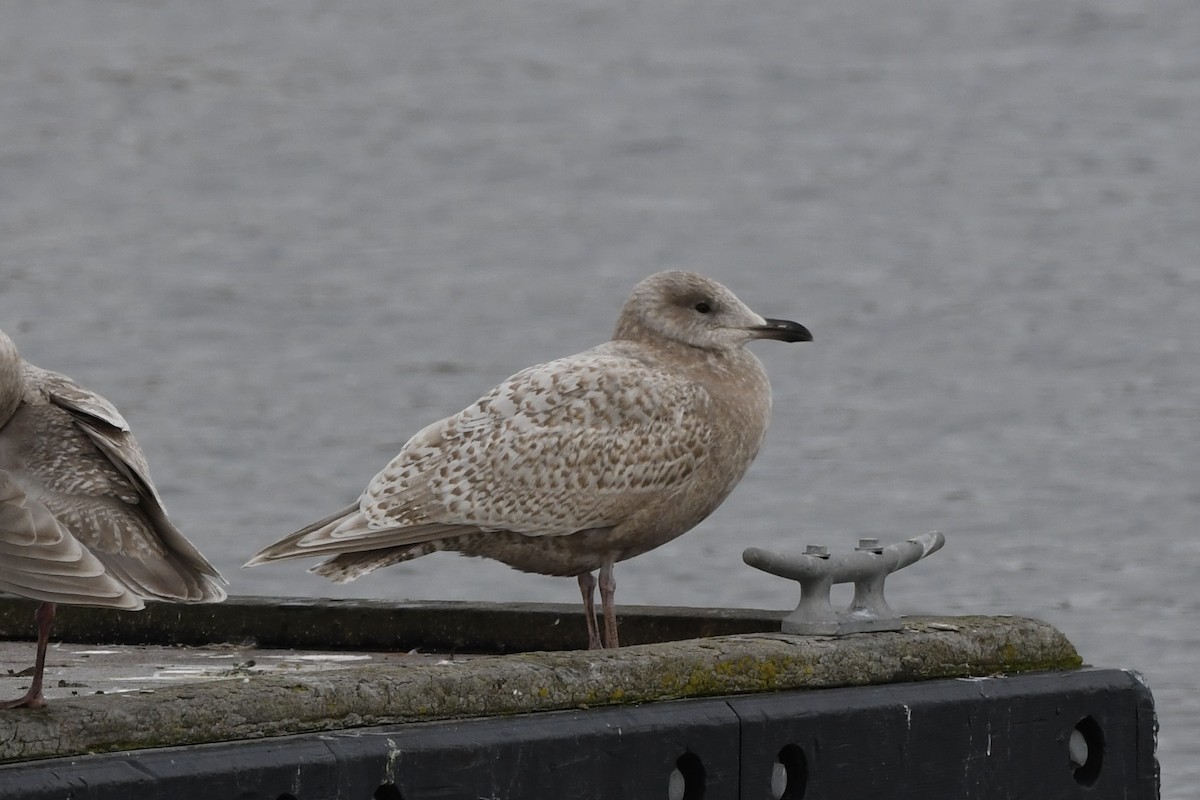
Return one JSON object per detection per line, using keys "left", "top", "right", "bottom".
{"left": 668, "top": 751, "right": 706, "bottom": 800}
{"left": 772, "top": 743, "right": 808, "bottom": 800}
{"left": 1069, "top": 715, "right": 1105, "bottom": 787}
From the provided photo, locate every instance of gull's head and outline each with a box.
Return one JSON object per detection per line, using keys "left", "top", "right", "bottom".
{"left": 613, "top": 271, "right": 812, "bottom": 352}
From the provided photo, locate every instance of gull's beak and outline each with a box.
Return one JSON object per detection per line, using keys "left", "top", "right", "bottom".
{"left": 750, "top": 318, "right": 813, "bottom": 343}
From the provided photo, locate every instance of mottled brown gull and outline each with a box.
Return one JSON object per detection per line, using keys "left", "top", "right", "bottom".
{"left": 245, "top": 271, "right": 811, "bottom": 648}
{"left": 0, "top": 328, "right": 227, "bottom": 708}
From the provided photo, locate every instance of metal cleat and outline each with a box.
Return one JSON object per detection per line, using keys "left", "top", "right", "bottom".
{"left": 743, "top": 532, "right": 945, "bottom": 635}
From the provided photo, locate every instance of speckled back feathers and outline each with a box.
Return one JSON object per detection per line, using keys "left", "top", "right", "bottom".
{"left": 246, "top": 271, "right": 805, "bottom": 581}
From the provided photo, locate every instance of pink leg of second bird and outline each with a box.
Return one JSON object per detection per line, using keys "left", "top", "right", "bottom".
{"left": 598, "top": 560, "right": 618, "bottom": 649}
{"left": 577, "top": 572, "right": 603, "bottom": 649}
{"left": 0, "top": 602, "right": 56, "bottom": 710}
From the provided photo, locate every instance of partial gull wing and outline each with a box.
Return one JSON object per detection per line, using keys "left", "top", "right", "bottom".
{"left": 0, "top": 473, "right": 143, "bottom": 610}
{"left": 22, "top": 367, "right": 228, "bottom": 603}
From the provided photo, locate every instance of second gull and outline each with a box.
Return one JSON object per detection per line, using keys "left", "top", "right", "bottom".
{"left": 245, "top": 271, "right": 811, "bottom": 648}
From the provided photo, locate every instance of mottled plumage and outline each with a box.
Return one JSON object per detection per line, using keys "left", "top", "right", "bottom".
{"left": 246, "top": 271, "right": 810, "bottom": 648}
{"left": 0, "top": 328, "right": 227, "bottom": 708}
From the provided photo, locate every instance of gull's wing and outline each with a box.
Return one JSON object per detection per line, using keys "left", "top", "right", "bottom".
{"left": 0, "top": 472, "right": 143, "bottom": 609}
{"left": 18, "top": 367, "right": 228, "bottom": 603}
{"left": 246, "top": 347, "right": 712, "bottom": 565}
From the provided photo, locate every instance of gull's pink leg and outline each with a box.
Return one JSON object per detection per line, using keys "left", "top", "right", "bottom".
{"left": 599, "top": 561, "right": 618, "bottom": 649}
{"left": 1, "top": 602, "right": 56, "bottom": 710}
{"left": 577, "top": 572, "right": 602, "bottom": 650}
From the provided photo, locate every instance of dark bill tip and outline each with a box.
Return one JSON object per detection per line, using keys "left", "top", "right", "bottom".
{"left": 752, "top": 318, "right": 813, "bottom": 343}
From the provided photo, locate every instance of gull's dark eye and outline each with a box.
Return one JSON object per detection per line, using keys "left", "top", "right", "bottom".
{"left": 694, "top": 301, "right": 711, "bottom": 314}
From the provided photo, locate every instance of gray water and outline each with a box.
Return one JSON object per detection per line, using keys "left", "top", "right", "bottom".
{"left": 2, "top": 0, "right": 1196, "bottom": 794}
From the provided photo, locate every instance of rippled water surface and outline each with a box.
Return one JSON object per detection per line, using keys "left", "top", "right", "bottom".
{"left": 2, "top": 1, "right": 1196, "bottom": 794}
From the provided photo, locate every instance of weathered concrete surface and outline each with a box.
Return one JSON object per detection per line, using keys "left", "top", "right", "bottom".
{"left": 0, "top": 614, "right": 1080, "bottom": 764}
{"left": 0, "top": 640, "right": 451, "bottom": 702}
